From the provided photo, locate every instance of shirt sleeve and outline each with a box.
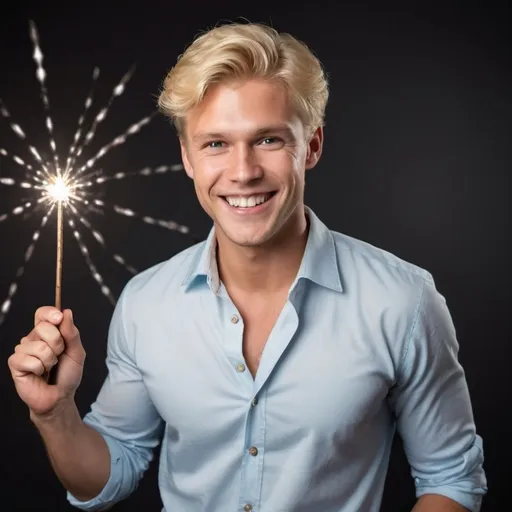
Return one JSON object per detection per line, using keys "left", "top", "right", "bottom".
{"left": 66, "top": 282, "right": 164, "bottom": 511}
{"left": 388, "top": 276, "right": 488, "bottom": 512}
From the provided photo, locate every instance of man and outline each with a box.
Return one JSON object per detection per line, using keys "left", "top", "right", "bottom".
{"left": 8, "top": 22, "right": 487, "bottom": 512}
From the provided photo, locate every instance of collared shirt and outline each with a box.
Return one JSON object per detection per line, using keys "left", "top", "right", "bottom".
{"left": 67, "top": 206, "right": 487, "bottom": 512}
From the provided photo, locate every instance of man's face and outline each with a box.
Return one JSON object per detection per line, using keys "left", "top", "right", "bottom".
{"left": 180, "top": 78, "right": 323, "bottom": 248}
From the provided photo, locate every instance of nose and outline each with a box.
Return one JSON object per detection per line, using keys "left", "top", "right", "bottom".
{"left": 227, "top": 144, "right": 264, "bottom": 184}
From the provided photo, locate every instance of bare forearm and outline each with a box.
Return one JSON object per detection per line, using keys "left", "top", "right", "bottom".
{"left": 31, "top": 401, "right": 111, "bottom": 502}
{"left": 412, "top": 494, "right": 469, "bottom": 511}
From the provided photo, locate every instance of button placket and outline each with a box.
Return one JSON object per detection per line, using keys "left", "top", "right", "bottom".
{"left": 229, "top": 311, "right": 249, "bottom": 377}
{"left": 239, "top": 387, "right": 266, "bottom": 511}
{"left": 228, "top": 311, "right": 241, "bottom": 366}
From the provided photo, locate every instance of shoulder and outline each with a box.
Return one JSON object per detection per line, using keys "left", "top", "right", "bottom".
{"left": 329, "top": 229, "right": 438, "bottom": 352}
{"left": 104, "top": 241, "right": 207, "bottom": 352}
{"left": 328, "top": 229, "right": 447, "bottom": 373}
{"left": 120, "top": 240, "right": 206, "bottom": 309}
{"left": 331, "top": 229, "right": 434, "bottom": 294}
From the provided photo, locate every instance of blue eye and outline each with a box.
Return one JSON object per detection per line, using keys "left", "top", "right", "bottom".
{"left": 208, "top": 141, "right": 224, "bottom": 148}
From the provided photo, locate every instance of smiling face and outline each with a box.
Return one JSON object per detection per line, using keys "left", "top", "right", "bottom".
{"left": 180, "top": 78, "right": 323, "bottom": 249}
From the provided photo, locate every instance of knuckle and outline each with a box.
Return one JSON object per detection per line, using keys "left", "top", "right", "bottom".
{"left": 34, "top": 306, "right": 49, "bottom": 324}
{"left": 34, "top": 340, "right": 53, "bottom": 359}
{"left": 8, "top": 352, "right": 42, "bottom": 375}
{"left": 7, "top": 353, "right": 17, "bottom": 369}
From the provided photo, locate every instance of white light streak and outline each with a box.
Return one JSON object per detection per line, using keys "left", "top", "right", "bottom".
{"left": 0, "top": 208, "right": 53, "bottom": 326}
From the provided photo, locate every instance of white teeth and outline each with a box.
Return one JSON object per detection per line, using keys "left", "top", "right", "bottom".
{"left": 225, "top": 194, "right": 271, "bottom": 208}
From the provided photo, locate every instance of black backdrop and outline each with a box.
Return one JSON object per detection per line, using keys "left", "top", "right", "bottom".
{"left": 1, "top": 1, "right": 509, "bottom": 510}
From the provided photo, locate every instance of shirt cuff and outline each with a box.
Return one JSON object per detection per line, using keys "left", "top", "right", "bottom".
{"left": 416, "top": 485, "right": 484, "bottom": 512}
{"left": 66, "top": 431, "right": 125, "bottom": 511}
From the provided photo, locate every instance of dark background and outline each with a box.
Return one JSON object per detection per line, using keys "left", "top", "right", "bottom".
{"left": 0, "top": 1, "right": 509, "bottom": 510}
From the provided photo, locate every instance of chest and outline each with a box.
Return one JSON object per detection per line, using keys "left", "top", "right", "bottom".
{"left": 136, "top": 289, "right": 398, "bottom": 445}
{"left": 139, "top": 310, "right": 393, "bottom": 449}
{"left": 241, "top": 313, "right": 279, "bottom": 377}
{"left": 236, "top": 296, "right": 288, "bottom": 377}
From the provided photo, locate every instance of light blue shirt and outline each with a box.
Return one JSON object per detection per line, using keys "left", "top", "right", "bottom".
{"left": 68, "top": 206, "right": 487, "bottom": 512}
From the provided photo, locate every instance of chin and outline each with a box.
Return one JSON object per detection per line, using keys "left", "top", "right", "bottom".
{"left": 226, "top": 231, "right": 271, "bottom": 248}
{"left": 218, "top": 223, "right": 273, "bottom": 248}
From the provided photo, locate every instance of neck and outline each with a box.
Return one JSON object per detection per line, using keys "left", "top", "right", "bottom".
{"left": 216, "top": 208, "right": 309, "bottom": 296}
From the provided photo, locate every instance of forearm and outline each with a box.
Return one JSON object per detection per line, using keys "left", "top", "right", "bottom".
{"left": 412, "top": 494, "right": 469, "bottom": 511}
{"left": 31, "top": 401, "right": 111, "bottom": 502}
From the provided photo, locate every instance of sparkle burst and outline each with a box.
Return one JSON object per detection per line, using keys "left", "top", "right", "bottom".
{"left": 0, "top": 20, "right": 194, "bottom": 327}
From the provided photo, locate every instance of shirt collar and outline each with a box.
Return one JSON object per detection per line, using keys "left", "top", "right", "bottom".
{"left": 181, "top": 206, "right": 343, "bottom": 294}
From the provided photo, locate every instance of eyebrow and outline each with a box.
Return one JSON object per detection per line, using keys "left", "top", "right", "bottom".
{"left": 191, "top": 124, "right": 296, "bottom": 145}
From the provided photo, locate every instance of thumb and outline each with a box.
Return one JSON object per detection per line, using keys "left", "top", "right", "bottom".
{"left": 59, "top": 309, "right": 85, "bottom": 364}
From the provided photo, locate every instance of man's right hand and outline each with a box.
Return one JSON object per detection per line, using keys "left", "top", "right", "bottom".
{"left": 8, "top": 307, "right": 86, "bottom": 418}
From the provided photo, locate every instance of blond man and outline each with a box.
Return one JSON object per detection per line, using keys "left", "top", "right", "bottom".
{"left": 8, "top": 23, "right": 486, "bottom": 512}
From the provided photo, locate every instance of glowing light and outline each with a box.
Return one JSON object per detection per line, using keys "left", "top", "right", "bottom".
{"left": 46, "top": 176, "right": 71, "bottom": 203}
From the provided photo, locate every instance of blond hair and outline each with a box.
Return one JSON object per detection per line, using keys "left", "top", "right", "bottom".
{"left": 157, "top": 22, "right": 329, "bottom": 138}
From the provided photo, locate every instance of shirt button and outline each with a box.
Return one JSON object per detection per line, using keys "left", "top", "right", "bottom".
{"left": 249, "top": 446, "right": 258, "bottom": 456}
{"left": 252, "top": 397, "right": 258, "bottom": 406}
{"left": 231, "top": 314, "right": 239, "bottom": 324}
{"left": 236, "top": 363, "right": 246, "bottom": 372}
{"left": 244, "top": 505, "right": 253, "bottom": 511}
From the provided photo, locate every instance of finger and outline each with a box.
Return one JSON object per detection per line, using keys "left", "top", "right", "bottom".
{"left": 8, "top": 352, "right": 46, "bottom": 377}
{"left": 32, "top": 322, "right": 65, "bottom": 356}
{"left": 14, "top": 341, "right": 58, "bottom": 372}
{"left": 59, "top": 309, "right": 80, "bottom": 346}
{"left": 34, "top": 306, "right": 63, "bottom": 327}
{"left": 59, "top": 310, "right": 86, "bottom": 363}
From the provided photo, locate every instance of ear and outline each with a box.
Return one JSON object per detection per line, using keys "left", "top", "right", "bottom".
{"left": 180, "top": 137, "right": 194, "bottom": 179}
{"left": 305, "top": 126, "right": 324, "bottom": 171}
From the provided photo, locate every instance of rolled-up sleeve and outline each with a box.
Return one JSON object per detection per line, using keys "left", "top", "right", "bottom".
{"left": 67, "top": 283, "right": 164, "bottom": 511}
{"left": 389, "top": 276, "right": 487, "bottom": 511}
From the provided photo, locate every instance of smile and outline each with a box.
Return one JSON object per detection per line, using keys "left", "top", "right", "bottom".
{"left": 221, "top": 192, "right": 277, "bottom": 213}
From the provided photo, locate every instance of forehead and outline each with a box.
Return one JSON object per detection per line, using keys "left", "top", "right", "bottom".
{"left": 185, "top": 78, "right": 301, "bottom": 139}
